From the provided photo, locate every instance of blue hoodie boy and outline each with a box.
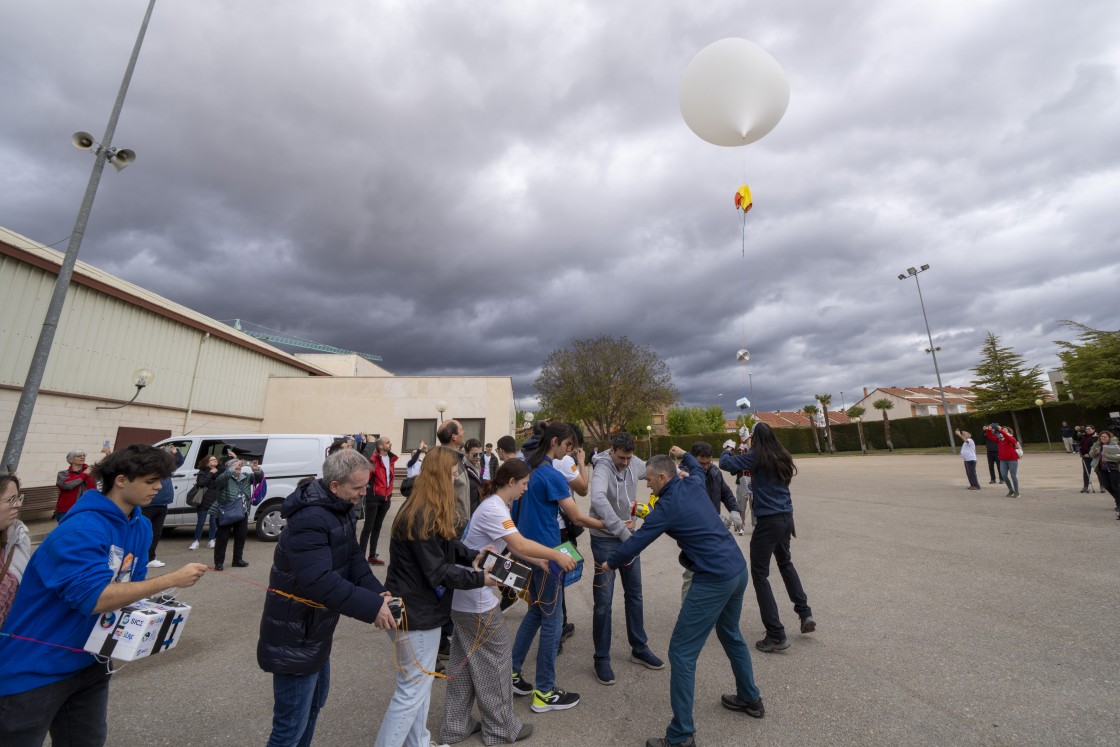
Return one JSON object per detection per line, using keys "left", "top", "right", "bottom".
{"left": 0, "top": 490, "right": 152, "bottom": 695}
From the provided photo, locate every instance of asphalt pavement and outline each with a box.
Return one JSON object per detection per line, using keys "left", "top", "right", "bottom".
{"left": 33, "top": 451, "right": 1120, "bottom": 746}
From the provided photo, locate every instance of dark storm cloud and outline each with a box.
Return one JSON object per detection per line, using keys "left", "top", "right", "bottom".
{"left": 2, "top": 0, "right": 1119, "bottom": 415}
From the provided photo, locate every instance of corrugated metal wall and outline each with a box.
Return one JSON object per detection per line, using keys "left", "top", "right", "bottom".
{"left": 0, "top": 254, "right": 310, "bottom": 418}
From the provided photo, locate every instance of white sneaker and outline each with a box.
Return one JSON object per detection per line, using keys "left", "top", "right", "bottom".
{"left": 147, "top": 559, "right": 166, "bottom": 568}
{"left": 208, "top": 540, "right": 216, "bottom": 549}
{"left": 188, "top": 541, "right": 199, "bottom": 551}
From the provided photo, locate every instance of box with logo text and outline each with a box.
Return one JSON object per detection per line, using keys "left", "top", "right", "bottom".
{"left": 84, "top": 598, "right": 192, "bottom": 661}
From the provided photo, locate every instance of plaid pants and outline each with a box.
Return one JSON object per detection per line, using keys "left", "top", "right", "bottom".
{"left": 440, "top": 608, "right": 522, "bottom": 746}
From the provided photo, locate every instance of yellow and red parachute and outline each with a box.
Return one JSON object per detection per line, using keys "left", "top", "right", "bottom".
{"left": 734, "top": 183, "right": 752, "bottom": 214}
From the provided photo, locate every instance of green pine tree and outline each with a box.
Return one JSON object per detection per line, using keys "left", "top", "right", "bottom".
{"left": 970, "top": 331, "right": 1046, "bottom": 436}
{"left": 1056, "top": 322, "right": 1120, "bottom": 408}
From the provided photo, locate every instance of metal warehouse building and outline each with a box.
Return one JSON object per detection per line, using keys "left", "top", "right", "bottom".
{"left": 1, "top": 227, "right": 516, "bottom": 512}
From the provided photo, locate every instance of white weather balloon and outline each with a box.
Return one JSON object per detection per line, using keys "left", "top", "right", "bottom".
{"left": 736, "top": 348, "right": 750, "bottom": 363}
{"left": 680, "top": 38, "right": 790, "bottom": 147}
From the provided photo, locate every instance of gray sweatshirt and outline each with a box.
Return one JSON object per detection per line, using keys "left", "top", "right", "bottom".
{"left": 589, "top": 451, "right": 647, "bottom": 541}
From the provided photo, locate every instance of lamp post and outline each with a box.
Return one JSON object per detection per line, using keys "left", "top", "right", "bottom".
{"left": 898, "top": 264, "right": 956, "bottom": 454}
{"left": 1, "top": 0, "right": 156, "bottom": 472}
{"left": 646, "top": 424, "right": 653, "bottom": 459}
{"left": 1035, "top": 398, "right": 1053, "bottom": 451}
{"left": 522, "top": 410, "right": 534, "bottom": 432}
{"left": 854, "top": 416, "right": 866, "bottom": 454}
{"left": 436, "top": 400, "right": 447, "bottom": 424}
{"left": 95, "top": 368, "right": 155, "bottom": 411}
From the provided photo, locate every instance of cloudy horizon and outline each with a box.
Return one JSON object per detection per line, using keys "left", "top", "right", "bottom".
{"left": 3, "top": 0, "right": 1118, "bottom": 416}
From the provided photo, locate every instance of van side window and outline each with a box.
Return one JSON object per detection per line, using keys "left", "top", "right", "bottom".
{"left": 164, "top": 440, "right": 191, "bottom": 471}
{"left": 199, "top": 438, "right": 266, "bottom": 465}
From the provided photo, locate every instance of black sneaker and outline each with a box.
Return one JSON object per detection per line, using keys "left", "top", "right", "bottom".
{"left": 512, "top": 671, "right": 534, "bottom": 697}
{"left": 721, "top": 693, "right": 765, "bottom": 718}
{"left": 800, "top": 616, "right": 816, "bottom": 634}
{"left": 531, "top": 688, "right": 579, "bottom": 712}
{"left": 560, "top": 622, "right": 575, "bottom": 642}
{"left": 594, "top": 658, "right": 616, "bottom": 685}
{"left": 646, "top": 737, "right": 696, "bottom": 747}
{"left": 755, "top": 636, "right": 790, "bottom": 653}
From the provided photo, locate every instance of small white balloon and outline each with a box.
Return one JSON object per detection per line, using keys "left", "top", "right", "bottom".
{"left": 736, "top": 348, "right": 750, "bottom": 363}
{"left": 680, "top": 38, "right": 790, "bottom": 147}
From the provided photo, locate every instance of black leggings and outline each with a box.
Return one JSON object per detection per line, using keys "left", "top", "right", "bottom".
{"left": 359, "top": 498, "right": 391, "bottom": 559}
{"left": 214, "top": 517, "right": 247, "bottom": 566}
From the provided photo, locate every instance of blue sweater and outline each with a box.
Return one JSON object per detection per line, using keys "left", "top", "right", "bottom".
{"left": 0, "top": 491, "right": 152, "bottom": 695}
{"left": 607, "top": 454, "right": 745, "bottom": 584}
{"left": 719, "top": 449, "right": 793, "bottom": 518}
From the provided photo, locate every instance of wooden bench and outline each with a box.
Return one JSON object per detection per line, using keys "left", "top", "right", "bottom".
{"left": 21, "top": 484, "right": 58, "bottom": 520}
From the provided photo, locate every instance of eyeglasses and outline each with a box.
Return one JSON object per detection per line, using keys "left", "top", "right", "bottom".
{"left": 5, "top": 493, "right": 24, "bottom": 507}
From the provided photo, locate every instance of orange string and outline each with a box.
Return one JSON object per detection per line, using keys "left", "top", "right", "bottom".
{"left": 209, "top": 566, "right": 325, "bottom": 609}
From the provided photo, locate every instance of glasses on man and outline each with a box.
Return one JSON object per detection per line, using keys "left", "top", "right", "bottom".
{"left": 5, "top": 493, "right": 24, "bottom": 507}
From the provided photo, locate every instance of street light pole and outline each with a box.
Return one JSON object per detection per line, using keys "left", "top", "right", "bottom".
{"left": 2, "top": 0, "right": 157, "bottom": 472}
{"left": 1035, "top": 399, "right": 1053, "bottom": 451}
{"left": 898, "top": 264, "right": 956, "bottom": 454}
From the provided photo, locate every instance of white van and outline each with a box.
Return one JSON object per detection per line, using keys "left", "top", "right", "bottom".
{"left": 154, "top": 434, "right": 346, "bottom": 541}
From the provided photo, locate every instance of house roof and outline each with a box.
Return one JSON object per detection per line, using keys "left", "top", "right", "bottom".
{"left": 755, "top": 410, "right": 852, "bottom": 428}
{"left": 872, "top": 386, "right": 978, "bottom": 406}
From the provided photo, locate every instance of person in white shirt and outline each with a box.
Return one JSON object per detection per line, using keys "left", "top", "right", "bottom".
{"left": 954, "top": 429, "right": 981, "bottom": 490}
{"left": 441, "top": 459, "right": 576, "bottom": 745}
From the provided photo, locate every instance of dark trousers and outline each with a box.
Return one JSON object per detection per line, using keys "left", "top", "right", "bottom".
{"left": 0, "top": 662, "right": 110, "bottom": 746}
{"left": 214, "top": 517, "right": 248, "bottom": 566}
{"left": 986, "top": 452, "right": 1001, "bottom": 482}
{"left": 1100, "top": 468, "right": 1120, "bottom": 505}
{"left": 964, "top": 460, "right": 980, "bottom": 488}
{"left": 359, "top": 497, "right": 390, "bottom": 559}
{"left": 1082, "top": 456, "right": 1095, "bottom": 489}
{"left": 141, "top": 504, "right": 168, "bottom": 562}
{"left": 749, "top": 513, "right": 811, "bottom": 640}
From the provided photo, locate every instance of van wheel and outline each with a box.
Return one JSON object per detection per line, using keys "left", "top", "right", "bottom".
{"left": 256, "top": 502, "right": 285, "bottom": 541}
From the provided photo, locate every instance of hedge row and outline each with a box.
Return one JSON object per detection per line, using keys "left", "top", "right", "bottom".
{"left": 641, "top": 401, "right": 1119, "bottom": 456}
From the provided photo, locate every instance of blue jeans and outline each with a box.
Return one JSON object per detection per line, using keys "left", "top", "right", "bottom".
{"left": 511, "top": 565, "right": 562, "bottom": 693}
{"left": 1000, "top": 460, "right": 1020, "bottom": 494}
{"left": 266, "top": 661, "right": 330, "bottom": 747}
{"left": 666, "top": 568, "right": 760, "bottom": 744}
{"left": 590, "top": 534, "right": 650, "bottom": 661}
{"left": 193, "top": 508, "right": 217, "bottom": 543}
{"left": 374, "top": 627, "right": 441, "bottom": 747}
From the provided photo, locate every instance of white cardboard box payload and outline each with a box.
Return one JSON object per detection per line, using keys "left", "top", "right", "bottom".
{"left": 84, "top": 598, "right": 191, "bottom": 661}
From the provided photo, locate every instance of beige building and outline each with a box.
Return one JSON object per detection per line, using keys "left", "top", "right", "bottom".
{"left": 0, "top": 227, "right": 515, "bottom": 510}
{"left": 851, "top": 386, "right": 977, "bottom": 420}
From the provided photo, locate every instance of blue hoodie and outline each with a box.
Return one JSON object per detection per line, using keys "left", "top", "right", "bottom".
{"left": 0, "top": 491, "right": 152, "bottom": 696}
{"left": 608, "top": 453, "right": 745, "bottom": 584}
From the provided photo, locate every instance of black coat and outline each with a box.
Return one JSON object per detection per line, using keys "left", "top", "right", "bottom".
{"left": 194, "top": 469, "right": 220, "bottom": 511}
{"left": 257, "top": 479, "right": 386, "bottom": 675}
{"left": 385, "top": 532, "right": 485, "bottom": 631}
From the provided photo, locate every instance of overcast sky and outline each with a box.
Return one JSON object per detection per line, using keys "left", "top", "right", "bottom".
{"left": 3, "top": 1, "right": 1118, "bottom": 414}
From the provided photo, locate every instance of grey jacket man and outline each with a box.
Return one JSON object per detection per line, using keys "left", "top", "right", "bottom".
{"left": 589, "top": 450, "right": 646, "bottom": 542}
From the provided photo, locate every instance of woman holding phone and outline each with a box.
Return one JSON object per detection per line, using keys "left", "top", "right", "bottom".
{"left": 374, "top": 446, "right": 497, "bottom": 747}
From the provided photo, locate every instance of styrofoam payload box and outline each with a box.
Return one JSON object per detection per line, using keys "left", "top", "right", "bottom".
{"left": 84, "top": 597, "right": 191, "bottom": 661}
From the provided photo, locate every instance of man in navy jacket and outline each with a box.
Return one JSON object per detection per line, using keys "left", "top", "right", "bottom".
{"left": 603, "top": 448, "right": 764, "bottom": 747}
{"left": 257, "top": 449, "right": 396, "bottom": 747}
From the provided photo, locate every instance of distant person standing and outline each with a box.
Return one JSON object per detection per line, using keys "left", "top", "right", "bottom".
{"left": 210, "top": 456, "right": 262, "bottom": 571}
{"left": 142, "top": 473, "right": 174, "bottom": 569}
{"left": 360, "top": 437, "right": 398, "bottom": 566}
{"left": 496, "top": 435, "right": 520, "bottom": 463}
{"left": 406, "top": 441, "right": 427, "bottom": 479}
{"left": 1079, "top": 426, "right": 1098, "bottom": 493}
{"left": 720, "top": 424, "right": 815, "bottom": 653}
{"left": 189, "top": 455, "right": 220, "bottom": 551}
{"left": 1060, "top": 422, "right": 1075, "bottom": 454}
{"left": 437, "top": 419, "right": 471, "bottom": 527}
{"left": 55, "top": 449, "right": 99, "bottom": 521}
{"left": 982, "top": 425, "right": 1003, "bottom": 485}
{"left": 1088, "top": 431, "right": 1120, "bottom": 514}
{"left": 954, "top": 429, "right": 981, "bottom": 490}
{"left": 993, "top": 426, "right": 1021, "bottom": 498}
